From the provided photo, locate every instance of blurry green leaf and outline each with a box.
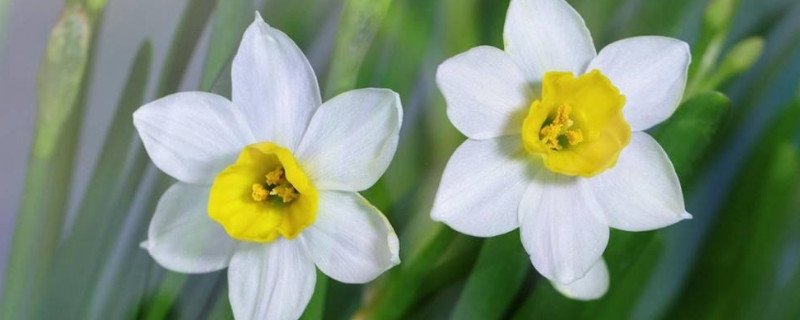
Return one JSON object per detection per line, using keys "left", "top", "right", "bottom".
{"left": 143, "top": 271, "right": 189, "bottom": 320}
{"left": 207, "top": 287, "right": 234, "bottom": 320}
{"left": 299, "top": 272, "right": 327, "bottom": 320}
{"left": 726, "top": 143, "right": 800, "bottom": 320}
{"left": 698, "top": 37, "right": 764, "bottom": 93}
{"left": 686, "top": 0, "right": 743, "bottom": 98}
{"left": 155, "top": 0, "right": 217, "bottom": 97}
{"left": 355, "top": 227, "right": 457, "bottom": 320}
{"left": 654, "top": 91, "right": 731, "bottom": 182}
{"left": 449, "top": 231, "right": 528, "bottom": 320}
{"left": 324, "top": 0, "right": 393, "bottom": 98}
{"left": 38, "top": 41, "right": 152, "bottom": 320}
{"left": 665, "top": 96, "right": 800, "bottom": 320}
{"left": 199, "top": 0, "right": 253, "bottom": 90}
{"left": 0, "top": 3, "right": 101, "bottom": 319}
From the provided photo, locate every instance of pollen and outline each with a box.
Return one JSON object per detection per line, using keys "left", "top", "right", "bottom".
{"left": 271, "top": 185, "right": 299, "bottom": 203}
{"left": 265, "top": 167, "right": 286, "bottom": 185}
{"left": 565, "top": 129, "right": 583, "bottom": 145}
{"left": 538, "top": 104, "right": 583, "bottom": 151}
{"left": 252, "top": 184, "right": 269, "bottom": 201}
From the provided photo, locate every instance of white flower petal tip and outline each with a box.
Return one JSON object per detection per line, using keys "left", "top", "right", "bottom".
{"left": 233, "top": 10, "right": 321, "bottom": 150}
{"left": 520, "top": 172, "right": 609, "bottom": 284}
{"left": 552, "top": 259, "right": 610, "bottom": 301}
{"left": 504, "top": 0, "right": 597, "bottom": 83}
{"left": 589, "top": 133, "right": 688, "bottom": 232}
{"left": 587, "top": 36, "right": 691, "bottom": 130}
{"left": 297, "top": 88, "right": 402, "bottom": 192}
{"left": 139, "top": 241, "right": 150, "bottom": 250}
{"left": 681, "top": 212, "right": 694, "bottom": 220}
{"left": 431, "top": 137, "right": 534, "bottom": 237}
{"left": 302, "top": 192, "right": 400, "bottom": 284}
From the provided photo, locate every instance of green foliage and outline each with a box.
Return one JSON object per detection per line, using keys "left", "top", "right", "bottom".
{"left": 4, "top": 0, "right": 800, "bottom": 319}
{"left": 0, "top": 3, "right": 102, "bottom": 319}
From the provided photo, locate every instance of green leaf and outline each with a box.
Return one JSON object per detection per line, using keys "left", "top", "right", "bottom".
{"left": 449, "top": 231, "right": 528, "bottom": 320}
{"left": 299, "top": 272, "right": 328, "bottom": 320}
{"left": 664, "top": 96, "right": 800, "bottom": 320}
{"left": 324, "top": 0, "right": 393, "bottom": 98}
{"left": 37, "top": 41, "right": 152, "bottom": 320}
{"left": 653, "top": 91, "right": 731, "bottom": 183}
{"left": 199, "top": 0, "right": 253, "bottom": 90}
{"left": 0, "top": 4, "right": 101, "bottom": 319}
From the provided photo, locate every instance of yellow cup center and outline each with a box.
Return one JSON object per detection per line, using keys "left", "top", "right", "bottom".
{"left": 521, "top": 70, "right": 631, "bottom": 177}
{"left": 208, "top": 142, "right": 318, "bottom": 243}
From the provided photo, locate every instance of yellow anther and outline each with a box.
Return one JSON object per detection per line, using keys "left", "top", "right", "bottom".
{"left": 252, "top": 184, "right": 269, "bottom": 202}
{"left": 270, "top": 185, "right": 298, "bottom": 203}
{"left": 553, "top": 104, "right": 572, "bottom": 125}
{"left": 565, "top": 129, "right": 584, "bottom": 145}
{"left": 538, "top": 104, "right": 582, "bottom": 151}
{"left": 539, "top": 123, "right": 563, "bottom": 150}
{"left": 265, "top": 167, "right": 285, "bottom": 186}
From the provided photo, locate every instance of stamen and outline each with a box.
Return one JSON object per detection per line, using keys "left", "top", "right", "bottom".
{"left": 539, "top": 104, "right": 583, "bottom": 151}
{"left": 565, "top": 130, "right": 583, "bottom": 145}
{"left": 265, "top": 167, "right": 286, "bottom": 186}
{"left": 252, "top": 184, "right": 269, "bottom": 201}
{"left": 271, "top": 185, "right": 298, "bottom": 203}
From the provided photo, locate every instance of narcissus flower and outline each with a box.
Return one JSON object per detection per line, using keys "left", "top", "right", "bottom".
{"left": 134, "top": 13, "right": 401, "bottom": 320}
{"left": 432, "top": 0, "right": 691, "bottom": 300}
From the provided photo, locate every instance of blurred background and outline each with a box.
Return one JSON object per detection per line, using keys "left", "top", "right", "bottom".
{"left": 1, "top": 0, "right": 799, "bottom": 319}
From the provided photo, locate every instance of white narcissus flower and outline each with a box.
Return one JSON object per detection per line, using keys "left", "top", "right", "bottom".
{"left": 432, "top": 0, "right": 692, "bottom": 300}
{"left": 133, "top": 13, "right": 401, "bottom": 320}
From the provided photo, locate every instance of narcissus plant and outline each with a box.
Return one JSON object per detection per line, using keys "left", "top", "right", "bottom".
{"left": 433, "top": 0, "right": 692, "bottom": 300}
{"left": 134, "top": 13, "right": 402, "bottom": 320}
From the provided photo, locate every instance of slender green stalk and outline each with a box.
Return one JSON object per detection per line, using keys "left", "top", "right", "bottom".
{"left": 324, "top": 0, "right": 393, "bottom": 98}
{"left": 199, "top": 0, "right": 253, "bottom": 90}
{"left": 685, "top": 0, "right": 741, "bottom": 98}
{"left": 354, "top": 227, "right": 457, "bottom": 320}
{"left": 449, "top": 231, "right": 529, "bottom": 320}
{"left": 37, "top": 41, "right": 152, "bottom": 320}
{"left": 0, "top": 2, "right": 105, "bottom": 319}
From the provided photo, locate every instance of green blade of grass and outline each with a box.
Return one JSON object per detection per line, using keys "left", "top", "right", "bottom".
{"left": 449, "top": 231, "right": 529, "bottom": 320}
{"left": 664, "top": 93, "right": 800, "bottom": 320}
{"left": 37, "top": 41, "right": 152, "bottom": 320}
{"left": 323, "top": 0, "right": 393, "bottom": 98}
{"left": 0, "top": 2, "right": 104, "bottom": 319}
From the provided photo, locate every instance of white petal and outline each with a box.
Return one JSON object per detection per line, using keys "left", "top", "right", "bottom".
{"left": 587, "top": 36, "right": 691, "bottom": 130}
{"left": 232, "top": 13, "right": 322, "bottom": 150}
{"left": 587, "top": 132, "right": 690, "bottom": 231}
{"left": 300, "top": 191, "right": 399, "bottom": 284}
{"left": 436, "top": 46, "right": 534, "bottom": 139}
{"left": 504, "top": 0, "right": 596, "bottom": 83}
{"left": 228, "top": 240, "right": 316, "bottom": 320}
{"left": 133, "top": 92, "right": 254, "bottom": 185}
{"left": 143, "top": 183, "right": 237, "bottom": 273}
{"left": 296, "top": 88, "right": 402, "bottom": 192}
{"left": 551, "top": 258, "right": 609, "bottom": 300}
{"left": 432, "top": 136, "right": 537, "bottom": 237}
{"left": 519, "top": 170, "right": 609, "bottom": 284}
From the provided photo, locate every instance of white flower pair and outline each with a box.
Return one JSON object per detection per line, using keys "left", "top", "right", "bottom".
{"left": 133, "top": 0, "right": 691, "bottom": 318}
